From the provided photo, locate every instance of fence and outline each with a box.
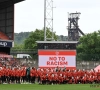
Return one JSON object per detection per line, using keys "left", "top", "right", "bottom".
{"left": 16, "top": 58, "right": 100, "bottom": 70}
{"left": 76, "top": 60, "right": 100, "bottom": 70}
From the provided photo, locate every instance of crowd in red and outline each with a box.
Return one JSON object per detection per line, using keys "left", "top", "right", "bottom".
{"left": 0, "top": 52, "right": 100, "bottom": 84}
{"left": 0, "top": 66, "right": 100, "bottom": 84}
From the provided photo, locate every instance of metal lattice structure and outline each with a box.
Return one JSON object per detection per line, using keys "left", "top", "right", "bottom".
{"left": 44, "top": 0, "right": 54, "bottom": 41}
{"left": 68, "top": 12, "right": 85, "bottom": 41}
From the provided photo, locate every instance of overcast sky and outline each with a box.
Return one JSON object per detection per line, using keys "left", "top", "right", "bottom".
{"left": 14, "top": 0, "right": 100, "bottom": 36}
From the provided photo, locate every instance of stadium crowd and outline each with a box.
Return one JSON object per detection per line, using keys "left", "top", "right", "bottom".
{"left": 0, "top": 65, "right": 100, "bottom": 84}
{"left": 0, "top": 57, "right": 19, "bottom": 67}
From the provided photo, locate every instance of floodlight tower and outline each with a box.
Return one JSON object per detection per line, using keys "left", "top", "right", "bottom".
{"left": 44, "top": 0, "right": 54, "bottom": 41}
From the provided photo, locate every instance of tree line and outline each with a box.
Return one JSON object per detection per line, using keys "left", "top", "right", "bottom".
{"left": 12, "top": 28, "right": 100, "bottom": 61}
{"left": 77, "top": 31, "right": 100, "bottom": 61}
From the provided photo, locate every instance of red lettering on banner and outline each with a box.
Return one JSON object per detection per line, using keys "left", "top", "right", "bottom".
{"left": 51, "top": 61, "right": 54, "bottom": 65}
{"left": 63, "top": 62, "right": 67, "bottom": 65}
{"left": 58, "top": 57, "right": 61, "bottom": 60}
{"left": 47, "top": 61, "right": 50, "bottom": 65}
{"left": 46, "top": 61, "right": 68, "bottom": 65}
{"left": 49, "top": 57, "right": 65, "bottom": 61}
{"left": 49, "top": 57, "right": 57, "bottom": 61}
{"left": 58, "top": 57, "right": 65, "bottom": 61}
{"left": 48, "top": 56, "right": 67, "bottom": 66}
{"left": 62, "top": 57, "right": 65, "bottom": 61}
{"left": 54, "top": 62, "right": 57, "bottom": 65}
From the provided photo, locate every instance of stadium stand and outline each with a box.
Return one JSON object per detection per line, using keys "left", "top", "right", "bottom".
{"left": 0, "top": 0, "right": 25, "bottom": 55}
{"left": 0, "top": 31, "right": 9, "bottom": 40}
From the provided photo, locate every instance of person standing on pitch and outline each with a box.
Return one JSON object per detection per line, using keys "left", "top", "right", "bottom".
{"left": 26, "top": 67, "right": 31, "bottom": 83}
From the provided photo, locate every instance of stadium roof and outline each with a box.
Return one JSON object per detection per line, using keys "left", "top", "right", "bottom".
{"left": 36, "top": 41, "right": 78, "bottom": 44}
{"left": 0, "top": 0, "right": 24, "bottom": 3}
{"left": 0, "top": 0, "right": 25, "bottom": 9}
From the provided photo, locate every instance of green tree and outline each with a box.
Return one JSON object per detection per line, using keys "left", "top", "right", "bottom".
{"left": 77, "top": 31, "right": 100, "bottom": 61}
{"left": 24, "top": 28, "right": 57, "bottom": 49}
{"left": 11, "top": 43, "right": 24, "bottom": 50}
{"left": 14, "top": 32, "right": 31, "bottom": 44}
{"left": 23, "top": 28, "right": 57, "bottom": 60}
{"left": 11, "top": 43, "right": 24, "bottom": 58}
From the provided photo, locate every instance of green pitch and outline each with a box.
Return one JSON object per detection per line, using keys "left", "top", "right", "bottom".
{"left": 0, "top": 84, "right": 100, "bottom": 90}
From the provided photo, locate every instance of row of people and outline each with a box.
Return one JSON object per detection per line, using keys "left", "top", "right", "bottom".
{"left": 0, "top": 66, "right": 100, "bottom": 84}
{"left": 0, "top": 58, "right": 20, "bottom": 67}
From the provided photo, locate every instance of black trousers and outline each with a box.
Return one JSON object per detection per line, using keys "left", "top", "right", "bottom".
{"left": 1, "top": 76, "right": 6, "bottom": 83}
{"left": 26, "top": 75, "right": 30, "bottom": 83}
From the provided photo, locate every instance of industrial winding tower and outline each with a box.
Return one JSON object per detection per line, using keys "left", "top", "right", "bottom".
{"left": 68, "top": 12, "right": 84, "bottom": 41}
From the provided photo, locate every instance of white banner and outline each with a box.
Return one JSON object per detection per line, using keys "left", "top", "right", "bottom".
{"left": 39, "top": 55, "right": 76, "bottom": 68}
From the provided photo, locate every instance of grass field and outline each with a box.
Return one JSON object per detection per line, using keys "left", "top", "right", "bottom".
{"left": 0, "top": 84, "right": 100, "bottom": 90}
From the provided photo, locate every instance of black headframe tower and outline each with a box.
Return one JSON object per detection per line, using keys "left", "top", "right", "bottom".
{"left": 68, "top": 12, "right": 85, "bottom": 41}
